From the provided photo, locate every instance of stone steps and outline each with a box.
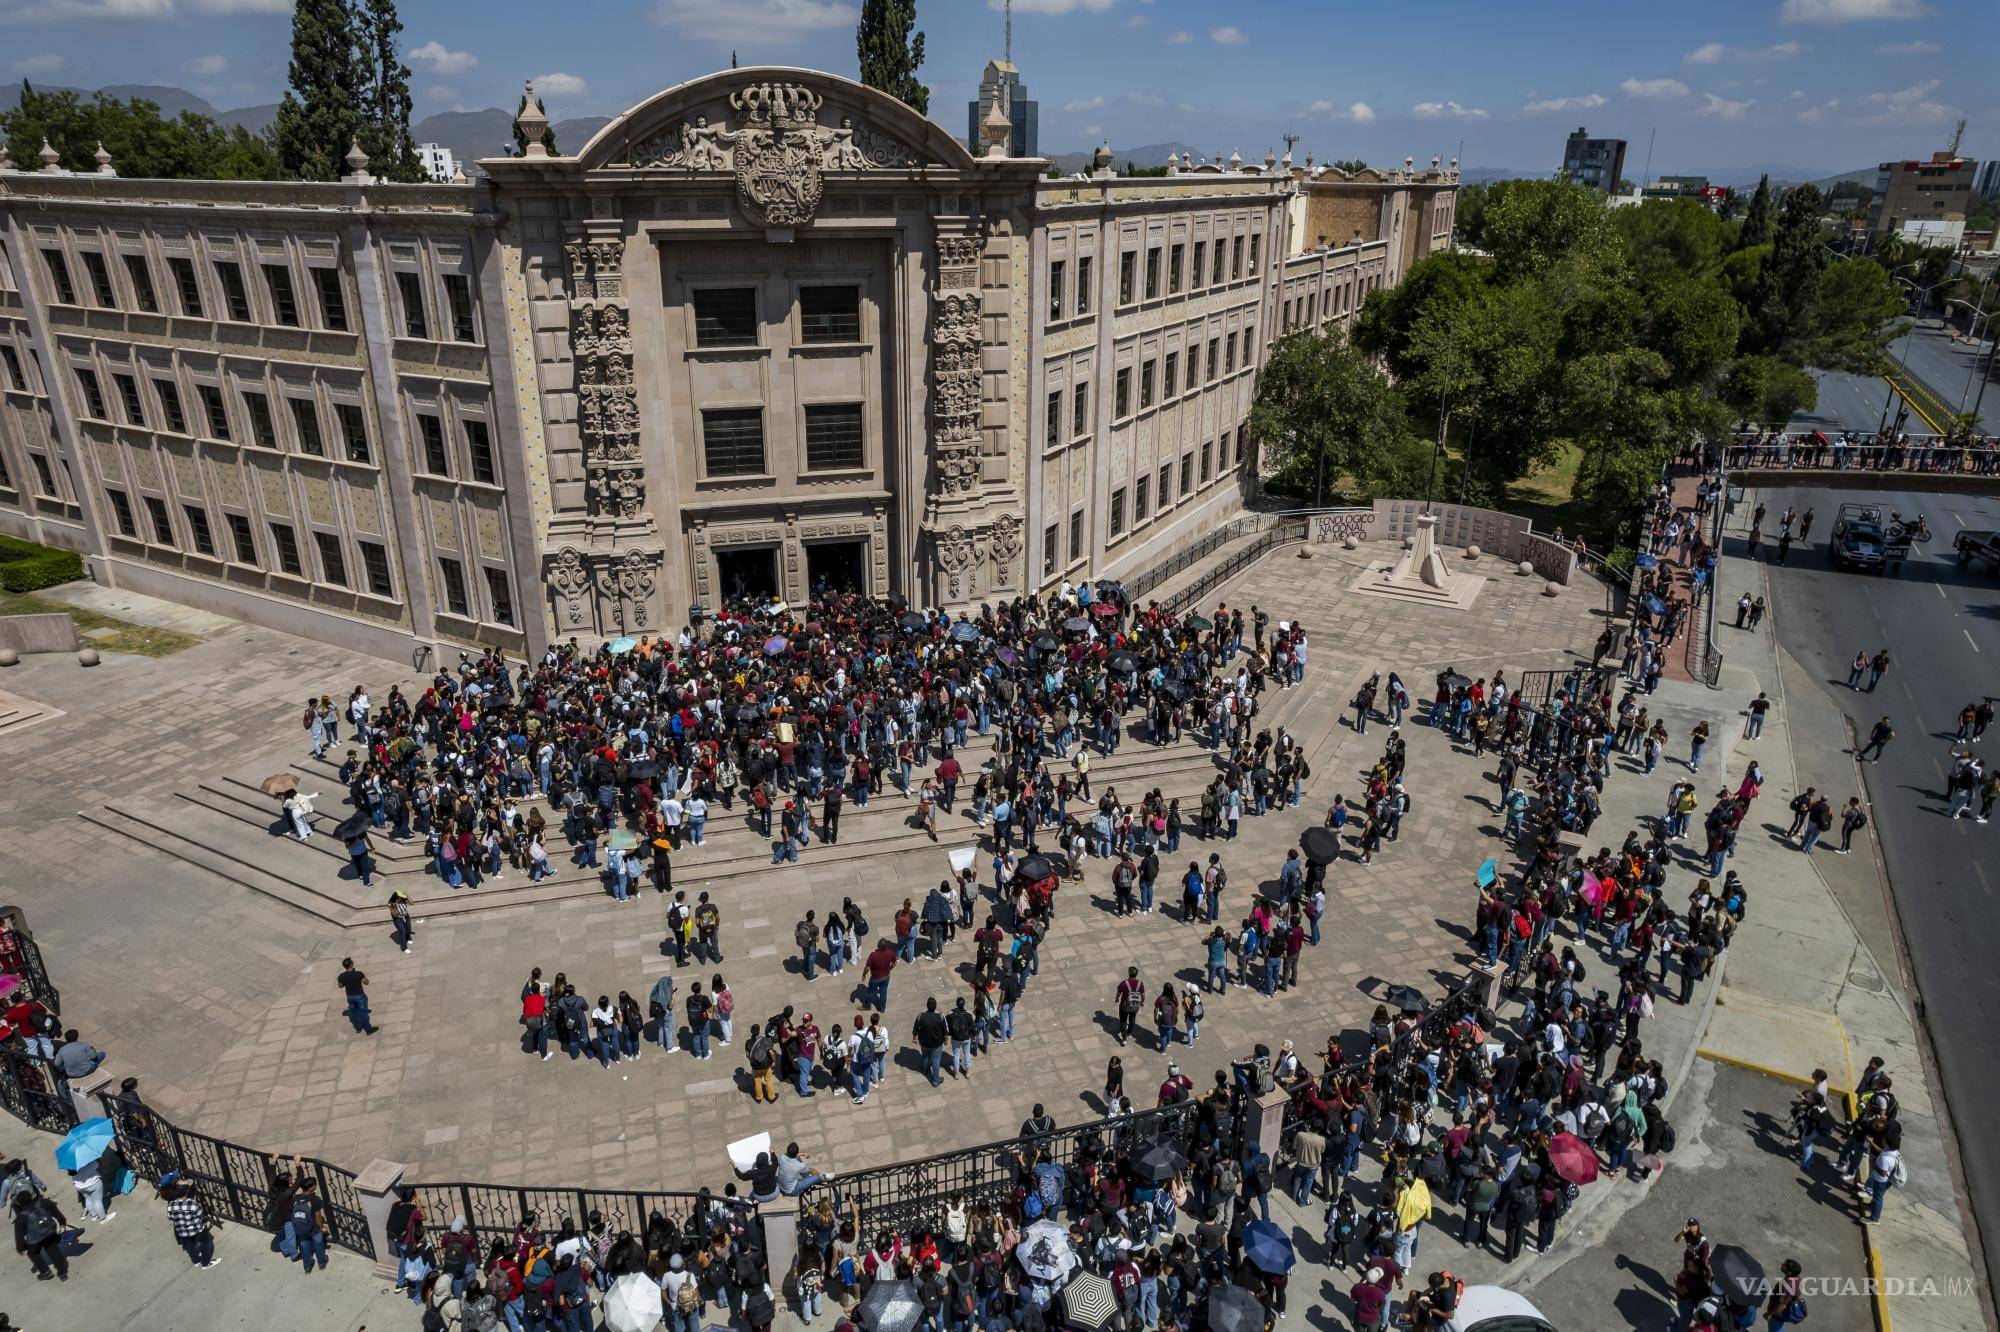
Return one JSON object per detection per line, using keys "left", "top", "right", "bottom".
{"left": 0, "top": 688, "right": 61, "bottom": 738}
{"left": 80, "top": 801, "right": 366, "bottom": 927}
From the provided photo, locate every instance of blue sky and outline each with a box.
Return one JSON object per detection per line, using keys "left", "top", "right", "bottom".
{"left": 4, "top": 0, "right": 1994, "bottom": 178}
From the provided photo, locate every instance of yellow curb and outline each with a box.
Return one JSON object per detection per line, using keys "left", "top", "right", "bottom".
{"left": 1866, "top": 1225, "right": 1893, "bottom": 1332}
{"left": 1695, "top": 1047, "right": 1817, "bottom": 1086}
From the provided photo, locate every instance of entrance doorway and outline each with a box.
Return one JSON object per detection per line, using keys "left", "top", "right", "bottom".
{"left": 807, "top": 539, "right": 867, "bottom": 597}
{"left": 714, "top": 546, "right": 779, "bottom": 606}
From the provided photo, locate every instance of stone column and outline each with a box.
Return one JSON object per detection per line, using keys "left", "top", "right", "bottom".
{"left": 1247, "top": 1089, "right": 1290, "bottom": 1164}
{"left": 761, "top": 1193, "right": 802, "bottom": 1298}
{"left": 354, "top": 1158, "right": 410, "bottom": 1279}
{"left": 73, "top": 1058, "right": 125, "bottom": 1126}
{"left": 1467, "top": 963, "right": 1504, "bottom": 1013}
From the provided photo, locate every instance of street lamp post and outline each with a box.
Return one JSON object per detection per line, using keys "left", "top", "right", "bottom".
{"left": 1946, "top": 296, "right": 1997, "bottom": 423}
{"left": 1878, "top": 273, "right": 1949, "bottom": 435}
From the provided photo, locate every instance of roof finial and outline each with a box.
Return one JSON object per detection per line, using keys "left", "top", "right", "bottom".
{"left": 516, "top": 79, "right": 551, "bottom": 159}
{"left": 343, "top": 137, "right": 372, "bottom": 183}
{"left": 38, "top": 138, "right": 62, "bottom": 172}
{"left": 0, "top": 141, "right": 16, "bottom": 172}
{"left": 94, "top": 141, "right": 115, "bottom": 175}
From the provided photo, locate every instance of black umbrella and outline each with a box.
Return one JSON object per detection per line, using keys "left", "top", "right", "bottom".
{"left": 1300, "top": 826, "right": 1341, "bottom": 864}
{"left": 1134, "top": 1139, "right": 1188, "bottom": 1183}
{"left": 1062, "top": 617, "right": 1092, "bottom": 634}
{"left": 857, "top": 1277, "right": 923, "bottom": 1332}
{"left": 1016, "top": 853, "right": 1066, "bottom": 882}
{"left": 627, "top": 759, "right": 657, "bottom": 782}
{"left": 1440, "top": 670, "right": 1474, "bottom": 692}
{"left": 1095, "top": 578, "right": 1126, "bottom": 595}
{"left": 735, "top": 703, "right": 762, "bottom": 723}
{"left": 1161, "top": 679, "right": 1190, "bottom": 703}
{"left": 1711, "top": 1245, "right": 1766, "bottom": 1306}
{"left": 898, "top": 611, "right": 928, "bottom": 631}
{"left": 1384, "top": 984, "right": 1431, "bottom": 1015}
{"left": 1207, "top": 1284, "right": 1265, "bottom": 1332}
{"left": 1185, "top": 615, "right": 1214, "bottom": 632}
{"left": 1107, "top": 651, "right": 1139, "bottom": 675}
{"left": 1032, "top": 633, "right": 1061, "bottom": 653}
{"left": 333, "top": 813, "right": 370, "bottom": 842}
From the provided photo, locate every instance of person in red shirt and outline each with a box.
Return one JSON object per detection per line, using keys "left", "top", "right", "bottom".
{"left": 862, "top": 940, "right": 896, "bottom": 1012}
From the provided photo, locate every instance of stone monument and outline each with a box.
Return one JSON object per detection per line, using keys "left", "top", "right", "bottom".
{"left": 1351, "top": 512, "right": 1484, "bottom": 609}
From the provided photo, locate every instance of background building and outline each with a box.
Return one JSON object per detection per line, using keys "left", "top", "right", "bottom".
{"left": 1869, "top": 149, "right": 1979, "bottom": 239}
{"left": 1561, "top": 126, "right": 1626, "bottom": 194}
{"left": 966, "top": 60, "right": 1037, "bottom": 161}
{"left": 0, "top": 63, "right": 1453, "bottom": 662}
{"left": 416, "top": 143, "right": 460, "bottom": 182}
{"left": 1978, "top": 159, "right": 2000, "bottom": 202}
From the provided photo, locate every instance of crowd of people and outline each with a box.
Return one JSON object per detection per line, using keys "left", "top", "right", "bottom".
{"left": 1727, "top": 427, "right": 2000, "bottom": 475}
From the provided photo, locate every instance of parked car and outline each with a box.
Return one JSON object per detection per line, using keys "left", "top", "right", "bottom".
{"left": 1445, "top": 1285, "right": 1560, "bottom": 1332}
{"left": 1955, "top": 529, "right": 2000, "bottom": 574}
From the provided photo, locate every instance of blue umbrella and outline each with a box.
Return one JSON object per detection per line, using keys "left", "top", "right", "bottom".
{"left": 1635, "top": 553, "right": 1659, "bottom": 570}
{"left": 949, "top": 621, "right": 980, "bottom": 644}
{"left": 1642, "top": 595, "right": 1667, "bottom": 617}
{"left": 1242, "top": 1219, "right": 1295, "bottom": 1274}
{"left": 607, "top": 636, "right": 639, "bottom": 655}
{"left": 56, "top": 1117, "right": 117, "bottom": 1171}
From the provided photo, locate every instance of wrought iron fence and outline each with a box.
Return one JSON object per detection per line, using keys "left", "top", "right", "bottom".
{"left": 1121, "top": 515, "right": 1296, "bottom": 606}
{"left": 407, "top": 1182, "right": 734, "bottom": 1256}
{"left": 1161, "top": 521, "right": 1308, "bottom": 617}
{"left": 93, "top": 1091, "right": 375, "bottom": 1259}
{"left": 0, "top": 912, "right": 60, "bottom": 1015}
{"left": 0, "top": 1048, "right": 78, "bottom": 1134}
{"left": 1684, "top": 460, "right": 1726, "bottom": 689}
{"left": 804, "top": 1099, "right": 1205, "bottom": 1238}
{"left": 1513, "top": 665, "right": 1616, "bottom": 713}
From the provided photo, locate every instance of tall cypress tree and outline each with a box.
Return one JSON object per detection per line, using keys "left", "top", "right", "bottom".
{"left": 273, "top": 0, "right": 365, "bottom": 181}
{"left": 1738, "top": 174, "right": 1773, "bottom": 251}
{"left": 1754, "top": 184, "right": 1829, "bottom": 357}
{"left": 856, "top": 0, "right": 929, "bottom": 115}
{"left": 357, "top": 0, "right": 420, "bottom": 181}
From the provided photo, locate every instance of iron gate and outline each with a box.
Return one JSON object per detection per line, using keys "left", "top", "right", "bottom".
{"left": 0, "top": 911, "right": 60, "bottom": 1014}
{"left": 0, "top": 1049, "right": 78, "bottom": 1133}
{"left": 408, "top": 1183, "right": 729, "bottom": 1255}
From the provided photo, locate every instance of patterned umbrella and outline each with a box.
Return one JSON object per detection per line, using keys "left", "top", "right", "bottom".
{"left": 602, "top": 1272, "right": 665, "bottom": 1332}
{"left": 858, "top": 1278, "right": 925, "bottom": 1332}
{"left": 1015, "top": 1219, "right": 1078, "bottom": 1282}
{"left": 1058, "top": 1271, "right": 1119, "bottom": 1330}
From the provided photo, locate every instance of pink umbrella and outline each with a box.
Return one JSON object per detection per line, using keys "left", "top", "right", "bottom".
{"left": 1547, "top": 1131, "right": 1601, "bottom": 1185}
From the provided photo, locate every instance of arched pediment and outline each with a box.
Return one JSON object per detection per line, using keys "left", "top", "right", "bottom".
{"left": 575, "top": 67, "right": 977, "bottom": 176}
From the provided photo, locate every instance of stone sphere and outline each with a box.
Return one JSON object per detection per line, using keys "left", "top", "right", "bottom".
{"left": 0, "top": 647, "right": 18, "bottom": 667}
{"left": 78, "top": 647, "right": 101, "bottom": 667}
{"left": 1464, "top": 545, "right": 1481, "bottom": 559}
{"left": 1541, "top": 581, "right": 1561, "bottom": 597}
{"left": 1517, "top": 560, "right": 1535, "bottom": 576}
{"left": 1402, "top": 536, "right": 1415, "bottom": 550}
{"left": 1342, "top": 536, "right": 1359, "bottom": 550}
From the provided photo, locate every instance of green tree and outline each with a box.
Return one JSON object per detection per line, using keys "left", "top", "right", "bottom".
{"left": 1477, "top": 178, "right": 1618, "bottom": 282}
{"left": 1722, "top": 355, "right": 1817, "bottom": 425}
{"left": 1328, "top": 158, "right": 1368, "bottom": 174}
{"left": 1248, "top": 329, "right": 1420, "bottom": 500}
{"left": 513, "top": 89, "right": 557, "bottom": 156}
{"left": 856, "top": 0, "right": 929, "bottom": 114}
{"left": 273, "top": 0, "right": 366, "bottom": 180}
{"left": 1612, "top": 197, "right": 1727, "bottom": 284}
{"left": 1751, "top": 184, "right": 1828, "bottom": 358}
{"left": 1804, "top": 259, "right": 1906, "bottom": 373}
{"left": 1, "top": 83, "right": 280, "bottom": 180}
{"left": 356, "top": 0, "right": 420, "bottom": 181}
{"left": 1737, "top": 174, "right": 1773, "bottom": 250}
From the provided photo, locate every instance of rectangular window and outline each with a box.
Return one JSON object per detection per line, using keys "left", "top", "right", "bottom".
{"left": 701, "top": 408, "right": 765, "bottom": 476}
{"left": 799, "top": 285, "right": 861, "bottom": 343}
{"left": 1242, "top": 328, "right": 1254, "bottom": 364}
{"left": 1158, "top": 463, "right": 1172, "bottom": 509}
{"left": 1231, "top": 235, "right": 1244, "bottom": 280}
{"left": 198, "top": 384, "right": 231, "bottom": 440}
{"left": 396, "top": 270, "right": 429, "bottom": 339}
{"left": 1135, "top": 475, "right": 1150, "bottom": 522}
{"left": 1179, "top": 452, "right": 1192, "bottom": 495}
{"left": 1114, "top": 367, "right": 1131, "bottom": 418}
{"left": 1163, "top": 352, "right": 1178, "bottom": 399}
{"left": 1118, "top": 251, "right": 1135, "bottom": 305}
{"left": 1072, "top": 382, "right": 1088, "bottom": 437}
{"left": 1069, "top": 509, "right": 1084, "bottom": 564}
{"left": 692, "top": 287, "right": 757, "bottom": 346}
{"left": 314, "top": 531, "right": 348, "bottom": 587}
{"left": 1047, "top": 259, "right": 1064, "bottom": 322}
{"left": 465, "top": 419, "right": 496, "bottom": 484}
{"left": 169, "top": 257, "right": 203, "bottom": 317}
{"left": 270, "top": 522, "right": 304, "bottom": 576}
{"left": 1046, "top": 389, "right": 1062, "bottom": 447}
{"left": 1043, "top": 523, "right": 1059, "bottom": 578}
{"left": 289, "top": 397, "right": 323, "bottom": 455}
{"left": 1169, "top": 243, "right": 1184, "bottom": 294}
{"left": 1075, "top": 256, "right": 1092, "bottom": 315}
{"left": 143, "top": 495, "right": 174, "bottom": 546}
{"left": 803, "top": 404, "right": 865, "bottom": 470}
{"left": 1212, "top": 239, "right": 1226, "bottom": 285}
{"left": 262, "top": 263, "right": 300, "bottom": 327}
{"left": 336, "top": 402, "right": 370, "bottom": 463}
{"left": 123, "top": 254, "right": 159, "bottom": 313}
{"left": 107, "top": 488, "right": 137, "bottom": 536}
{"left": 1144, "top": 247, "right": 1161, "bottom": 300}
{"left": 417, "top": 414, "right": 449, "bottom": 476}
{"left": 30, "top": 454, "right": 57, "bottom": 496}
{"left": 484, "top": 567, "right": 516, "bottom": 626}
{"left": 1191, "top": 240, "right": 1206, "bottom": 290}
{"left": 0, "top": 346, "right": 24, "bottom": 391}
{"left": 213, "top": 260, "right": 252, "bottom": 321}
{"left": 437, "top": 557, "right": 470, "bottom": 616}
{"left": 313, "top": 267, "right": 348, "bottom": 331}
{"left": 1201, "top": 440, "right": 1213, "bottom": 482}
{"left": 1109, "top": 487, "right": 1126, "bottom": 539}
{"left": 1224, "top": 334, "right": 1235, "bottom": 374}
{"left": 226, "top": 513, "right": 257, "bottom": 565}
{"left": 82, "top": 252, "right": 117, "bottom": 307}
{"left": 360, "top": 541, "right": 393, "bottom": 597}
{"left": 1248, "top": 233, "right": 1261, "bottom": 274}
{"left": 443, "top": 273, "right": 476, "bottom": 342}
{"left": 242, "top": 392, "right": 278, "bottom": 448}
{"left": 183, "top": 504, "right": 216, "bottom": 556}
{"left": 154, "top": 379, "right": 187, "bottom": 434}
{"left": 43, "top": 250, "right": 77, "bottom": 305}
{"left": 75, "top": 368, "right": 107, "bottom": 419}
{"left": 114, "top": 374, "right": 146, "bottom": 426}
{"left": 1236, "top": 424, "right": 1248, "bottom": 465}
{"left": 1207, "top": 338, "right": 1219, "bottom": 380}
{"left": 1140, "top": 357, "right": 1155, "bottom": 410}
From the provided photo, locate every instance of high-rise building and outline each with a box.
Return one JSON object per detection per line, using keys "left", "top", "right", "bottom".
{"left": 1561, "top": 126, "right": 1627, "bottom": 194}
{"left": 1975, "top": 158, "right": 1999, "bottom": 202}
{"left": 966, "top": 61, "right": 1038, "bottom": 160}
{"left": 1869, "top": 149, "right": 1979, "bottom": 239}
{"left": 416, "top": 143, "right": 459, "bottom": 182}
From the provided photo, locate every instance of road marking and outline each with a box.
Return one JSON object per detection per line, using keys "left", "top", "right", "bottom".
{"left": 1938, "top": 584, "right": 1947, "bottom": 598}
{"left": 1979, "top": 863, "right": 1994, "bottom": 898}
{"left": 1968, "top": 630, "right": 1982, "bottom": 654}
{"left": 1956, "top": 512, "right": 1967, "bottom": 528}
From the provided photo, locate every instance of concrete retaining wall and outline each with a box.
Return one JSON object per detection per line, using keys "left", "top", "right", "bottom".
{"left": 0, "top": 612, "right": 79, "bottom": 654}
{"left": 1307, "top": 500, "right": 1578, "bottom": 584}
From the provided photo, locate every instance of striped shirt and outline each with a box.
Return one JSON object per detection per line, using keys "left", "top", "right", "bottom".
{"left": 167, "top": 1195, "right": 209, "bottom": 1237}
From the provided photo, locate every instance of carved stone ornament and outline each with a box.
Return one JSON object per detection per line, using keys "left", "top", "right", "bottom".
{"left": 613, "top": 551, "right": 658, "bottom": 627}
{"left": 935, "top": 236, "right": 984, "bottom": 270}
{"left": 990, "top": 513, "right": 1023, "bottom": 568}
{"left": 928, "top": 257, "right": 985, "bottom": 499}
{"left": 548, "top": 547, "right": 591, "bottom": 626}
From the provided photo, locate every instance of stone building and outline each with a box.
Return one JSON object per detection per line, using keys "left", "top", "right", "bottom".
{"left": 0, "top": 65, "right": 1455, "bottom": 661}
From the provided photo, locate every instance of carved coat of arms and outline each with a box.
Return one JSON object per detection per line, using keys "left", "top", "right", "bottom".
{"left": 731, "top": 83, "right": 826, "bottom": 228}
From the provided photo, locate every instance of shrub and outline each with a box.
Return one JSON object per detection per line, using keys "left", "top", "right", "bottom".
{"left": 0, "top": 535, "right": 84, "bottom": 593}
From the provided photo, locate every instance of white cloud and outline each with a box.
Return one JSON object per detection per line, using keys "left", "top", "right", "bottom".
{"left": 1209, "top": 26, "right": 1246, "bottom": 44}
{"left": 1309, "top": 100, "right": 1374, "bottom": 123}
{"left": 1798, "top": 97, "right": 1841, "bottom": 122}
{"left": 530, "top": 72, "right": 589, "bottom": 101}
{"left": 1127, "top": 91, "right": 1165, "bottom": 108}
{"left": 1621, "top": 77, "right": 1690, "bottom": 98}
{"left": 1123, "top": 13, "right": 1147, "bottom": 26}
{"left": 188, "top": 0, "right": 291, "bottom": 10}
{"left": 1062, "top": 96, "right": 1106, "bottom": 113}
{"left": 1348, "top": 102, "right": 1375, "bottom": 123}
{"left": 1697, "top": 92, "right": 1757, "bottom": 119}
{"left": 996, "top": 0, "right": 1116, "bottom": 12}
{"left": 14, "top": 53, "right": 66, "bottom": 75}
{"left": 1780, "top": 0, "right": 1931, "bottom": 23}
{"left": 1167, "top": 30, "right": 1192, "bottom": 44}
{"left": 1873, "top": 39, "right": 1940, "bottom": 53}
{"left": 0, "top": 0, "right": 171, "bottom": 20}
{"left": 1866, "top": 77, "right": 1951, "bottom": 123}
{"left": 408, "top": 41, "right": 478, "bottom": 76}
{"left": 1685, "top": 39, "right": 1802, "bottom": 62}
{"left": 1684, "top": 42, "right": 1729, "bottom": 63}
{"left": 649, "top": 0, "right": 855, "bottom": 43}
{"left": 1522, "top": 93, "right": 1607, "bottom": 115}
{"left": 1412, "top": 100, "right": 1489, "bottom": 121}
{"left": 183, "top": 53, "right": 227, "bottom": 75}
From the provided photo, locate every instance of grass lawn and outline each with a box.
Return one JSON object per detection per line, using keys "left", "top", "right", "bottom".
{"left": 1501, "top": 442, "right": 1585, "bottom": 537}
{"left": 0, "top": 587, "right": 200, "bottom": 657}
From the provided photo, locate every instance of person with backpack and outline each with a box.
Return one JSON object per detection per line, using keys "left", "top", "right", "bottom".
{"left": 289, "top": 1176, "right": 330, "bottom": 1273}
{"left": 438, "top": 1215, "right": 480, "bottom": 1295}
{"left": 748, "top": 1024, "right": 781, "bottom": 1103}
{"left": 1763, "top": 1257, "right": 1808, "bottom": 1329}
{"left": 13, "top": 1187, "right": 71, "bottom": 1281}
{"left": 1114, "top": 968, "right": 1146, "bottom": 1046}
{"left": 796, "top": 911, "right": 820, "bottom": 981}
{"left": 663, "top": 1251, "right": 703, "bottom": 1332}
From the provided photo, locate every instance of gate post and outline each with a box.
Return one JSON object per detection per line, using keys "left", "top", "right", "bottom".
{"left": 761, "top": 1193, "right": 801, "bottom": 1300}
{"left": 1247, "top": 1089, "right": 1289, "bottom": 1165}
{"left": 355, "top": 1158, "right": 409, "bottom": 1278}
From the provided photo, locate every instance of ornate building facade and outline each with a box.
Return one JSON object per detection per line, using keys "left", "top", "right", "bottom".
{"left": 0, "top": 65, "right": 1456, "bottom": 661}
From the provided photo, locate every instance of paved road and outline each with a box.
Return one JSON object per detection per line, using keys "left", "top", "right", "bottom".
{"left": 1789, "top": 368, "right": 1901, "bottom": 436}
{"left": 1896, "top": 321, "right": 1998, "bottom": 434}
{"left": 1748, "top": 483, "right": 2000, "bottom": 1300}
